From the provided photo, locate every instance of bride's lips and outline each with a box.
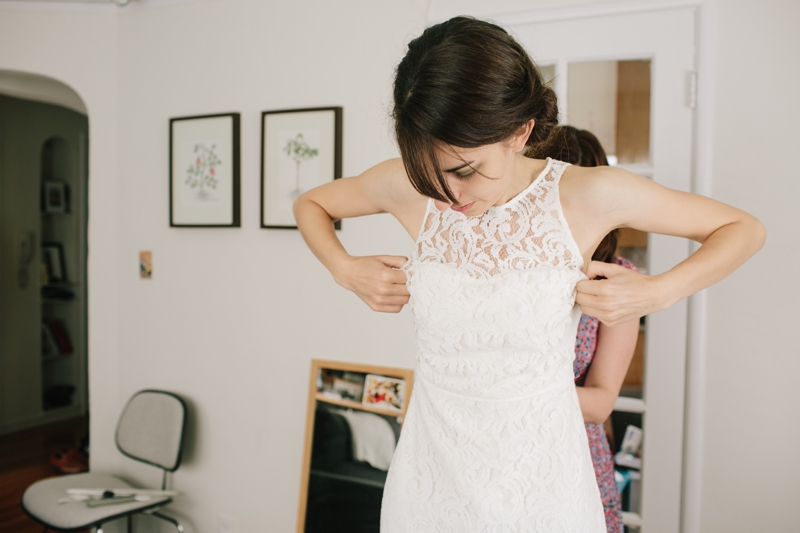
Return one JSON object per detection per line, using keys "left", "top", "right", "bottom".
{"left": 451, "top": 201, "right": 475, "bottom": 213}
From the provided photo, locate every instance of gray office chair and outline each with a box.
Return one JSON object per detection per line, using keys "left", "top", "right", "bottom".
{"left": 22, "top": 390, "right": 188, "bottom": 532}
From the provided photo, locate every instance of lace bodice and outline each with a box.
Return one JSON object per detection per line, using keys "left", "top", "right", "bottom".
{"left": 402, "top": 158, "right": 588, "bottom": 400}
{"left": 381, "top": 159, "right": 606, "bottom": 532}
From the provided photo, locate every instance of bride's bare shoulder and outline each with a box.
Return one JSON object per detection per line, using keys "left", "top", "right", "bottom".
{"left": 559, "top": 164, "right": 633, "bottom": 216}
{"left": 363, "top": 158, "right": 427, "bottom": 213}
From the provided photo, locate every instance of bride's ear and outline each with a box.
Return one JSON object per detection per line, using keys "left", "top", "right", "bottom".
{"left": 509, "top": 119, "right": 535, "bottom": 153}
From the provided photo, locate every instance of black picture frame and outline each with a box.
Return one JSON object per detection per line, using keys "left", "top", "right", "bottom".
{"left": 42, "top": 242, "right": 67, "bottom": 283}
{"left": 260, "top": 107, "right": 342, "bottom": 229}
{"left": 41, "top": 181, "right": 69, "bottom": 214}
{"left": 169, "top": 112, "right": 241, "bottom": 228}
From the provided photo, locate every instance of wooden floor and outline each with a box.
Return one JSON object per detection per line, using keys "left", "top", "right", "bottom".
{"left": 0, "top": 415, "right": 89, "bottom": 533}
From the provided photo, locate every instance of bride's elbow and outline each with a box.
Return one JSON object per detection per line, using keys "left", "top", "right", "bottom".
{"left": 750, "top": 215, "right": 767, "bottom": 251}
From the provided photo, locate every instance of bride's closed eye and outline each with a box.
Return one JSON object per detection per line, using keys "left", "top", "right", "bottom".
{"left": 454, "top": 169, "right": 476, "bottom": 180}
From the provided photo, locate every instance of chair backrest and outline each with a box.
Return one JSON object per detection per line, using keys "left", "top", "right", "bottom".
{"left": 115, "top": 390, "right": 187, "bottom": 472}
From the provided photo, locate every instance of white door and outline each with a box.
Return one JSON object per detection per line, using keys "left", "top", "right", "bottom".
{"left": 503, "top": 6, "right": 696, "bottom": 533}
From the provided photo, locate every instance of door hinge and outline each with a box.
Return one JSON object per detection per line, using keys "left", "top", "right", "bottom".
{"left": 686, "top": 70, "right": 698, "bottom": 109}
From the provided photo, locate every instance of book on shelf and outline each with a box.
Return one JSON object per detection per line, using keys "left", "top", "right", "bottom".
{"left": 614, "top": 425, "right": 643, "bottom": 469}
{"left": 41, "top": 285, "right": 75, "bottom": 300}
{"left": 41, "top": 319, "right": 73, "bottom": 355}
{"left": 614, "top": 451, "right": 642, "bottom": 470}
{"left": 41, "top": 322, "right": 61, "bottom": 356}
{"left": 48, "top": 318, "right": 73, "bottom": 354}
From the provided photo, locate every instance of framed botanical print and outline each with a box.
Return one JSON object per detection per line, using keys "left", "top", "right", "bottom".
{"left": 260, "top": 107, "right": 342, "bottom": 229}
{"left": 169, "top": 112, "right": 240, "bottom": 227}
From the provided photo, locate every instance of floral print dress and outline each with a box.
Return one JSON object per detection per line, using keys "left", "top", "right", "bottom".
{"left": 574, "top": 256, "right": 637, "bottom": 533}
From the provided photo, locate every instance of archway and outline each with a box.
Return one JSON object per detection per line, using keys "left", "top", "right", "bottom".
{"left": 0, "top": 69, "right": 89, "bottom": 433}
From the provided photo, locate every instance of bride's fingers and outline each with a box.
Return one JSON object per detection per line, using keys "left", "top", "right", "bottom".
{"left": 363, "top": 295, "right": 409, "bottom": 313}
{"left": 373, "top": 283, "right": 410, "bottom": 297}
{"left": 584, "top": 260, "right": 626, "bottom": 280}
{"left": 385, "top": 270, "right": 408, "bottom": 284}
{"left": 378, "top": 295, "right": 410, "bottom": 305}
{"left": 576, "top": 278, "right": 609, "bottom": 297}
{"left": 575, "top": 292, "right": 605, "bottom": 308}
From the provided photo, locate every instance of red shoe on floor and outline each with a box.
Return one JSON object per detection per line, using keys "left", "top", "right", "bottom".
{"left": 50, "top": 448, "right": 89, "bottom": 474}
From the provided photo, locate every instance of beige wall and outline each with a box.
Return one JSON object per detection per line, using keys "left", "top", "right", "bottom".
{"left": 0, "top": 0, "right": 797, "bottom": 531}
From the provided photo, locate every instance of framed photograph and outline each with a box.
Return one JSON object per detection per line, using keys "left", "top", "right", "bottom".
{"left": 362, "top": 374, "right": 405, "bottom": 412}
{"left": 260, "top": 107, "right": 342, "bottom": 229}
{"left": 42, "top": 181, "right": 68, "bottom": 214}
{"left": 42, "top": 242, "right": 67, "bottom": 283}
{"left": 169, "top": 112, "right": 240, "bottom": 227}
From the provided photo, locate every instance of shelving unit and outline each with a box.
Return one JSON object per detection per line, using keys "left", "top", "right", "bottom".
{"left": 315, "top": 393, "right": 404, "bottom": 419}
{"left": 39, "top": 137, "right": 85, "bottom": 414}
{"left": 0, "top": 95, "right": 88, "bottom": 435}
{"left": 298, "top": 360, "right": 414, "bottom": 533}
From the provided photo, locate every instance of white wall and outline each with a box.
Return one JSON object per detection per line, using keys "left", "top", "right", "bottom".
{"left": 701, "top": 1, "right": 800, "bottom": 531}
{"left": 111, "top": 1, "right": 424, "bottom": 530}
{"left": 1, "top": 0, "right": 797, "bottom": 532}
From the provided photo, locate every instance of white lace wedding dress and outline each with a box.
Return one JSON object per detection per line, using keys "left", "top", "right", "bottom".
{"left": 380, "top": 159, "right": 607, "bottom": 532}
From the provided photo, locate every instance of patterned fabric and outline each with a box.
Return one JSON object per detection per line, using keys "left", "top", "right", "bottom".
{"left": 381, "top": 159, "right": 607, "bottom": 532}
{"left": 574, "top": 256, "right": 638, "bottom": 533}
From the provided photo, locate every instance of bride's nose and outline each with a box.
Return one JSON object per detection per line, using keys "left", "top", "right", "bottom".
{"left": 433, "top": 199, "right": 451, "bottom": 211}
{"left": 435, "top": 187, "right": 462, "bottom": 211}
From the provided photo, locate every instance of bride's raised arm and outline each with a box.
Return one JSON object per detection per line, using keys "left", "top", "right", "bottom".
{"left": 565, "top": 165, "right": 766, "bottom": 326}
{"left": 292, "top": 158, "right": 423, "bottom": 313}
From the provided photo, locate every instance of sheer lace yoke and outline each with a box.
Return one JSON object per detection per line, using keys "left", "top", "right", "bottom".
{"left": 405, "top": 158, "right": 583, "bottom": 280}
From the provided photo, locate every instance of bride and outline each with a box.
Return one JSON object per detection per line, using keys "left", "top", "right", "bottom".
{"left": 293, "top": 16, "right": 764, "bottom": 533}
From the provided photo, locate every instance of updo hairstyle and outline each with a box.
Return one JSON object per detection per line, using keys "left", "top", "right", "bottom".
{"left": 393, "top": 16, "right": 558, "bottom": 203}
{"left": 540, "top": 125, "right": 619, "bottom": 263}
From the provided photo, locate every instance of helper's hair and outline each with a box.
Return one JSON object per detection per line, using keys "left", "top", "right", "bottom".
{"left": 393, "top": 16, "right": 558, "bottom": 203}
{"left": 540, "top": 125, "right": 618, "bottom": 263}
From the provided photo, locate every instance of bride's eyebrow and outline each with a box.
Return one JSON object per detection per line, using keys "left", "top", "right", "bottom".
{"left": 443, "top": 161, "right": 475, "bottom": 173}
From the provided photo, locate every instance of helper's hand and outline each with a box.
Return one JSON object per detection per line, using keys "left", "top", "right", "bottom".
{"left": 334, "top": 255, "right": 410, "bottom": 313}
{"left": 576, "top": 261, "right": 670, "bottom": 326}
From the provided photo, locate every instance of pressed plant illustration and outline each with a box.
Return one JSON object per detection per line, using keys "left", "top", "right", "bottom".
{"left": 185, "top": 143, "right": 221, "bottom": 200}
{"left": 283, "top": 133, "right": 319, "bottom": 198}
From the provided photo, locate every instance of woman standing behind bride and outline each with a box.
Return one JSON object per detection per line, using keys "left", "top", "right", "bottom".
{"left": 294, "top": 16, "right": 764, "bottom": 532}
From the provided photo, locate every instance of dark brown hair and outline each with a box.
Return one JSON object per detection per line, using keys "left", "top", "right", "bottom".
{"left": 540, "top": 125, "right": 618, "bottom": 263}
{"left": 393, "top": 16, "right": 558, "bottom": 203}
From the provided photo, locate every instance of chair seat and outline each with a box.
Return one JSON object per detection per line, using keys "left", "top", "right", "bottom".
{"left": 22, "top": 472, "right": 172, "bottom": 531}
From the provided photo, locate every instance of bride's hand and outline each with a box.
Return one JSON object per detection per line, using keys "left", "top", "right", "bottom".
{"left": 334, "top": 255, "right": 410, "bottom": 313}
{"left": 576, "top": 261, "right": 672, "bottom": 326}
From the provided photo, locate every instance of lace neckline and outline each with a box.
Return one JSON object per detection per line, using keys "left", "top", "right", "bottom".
{"left": 487, "top": 157, "right": 553, "bottom": 214}
{"left": 408, "top": 158, "right": 583, "bottom": 275}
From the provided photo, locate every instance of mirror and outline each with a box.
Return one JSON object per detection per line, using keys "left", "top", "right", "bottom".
{"left": 297, "top": 360, "right": 414, "bottom": 533}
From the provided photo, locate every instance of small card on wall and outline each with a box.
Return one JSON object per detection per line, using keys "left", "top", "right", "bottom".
{"left": 140, "top": 251, "right": 152, "bottom": 279}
